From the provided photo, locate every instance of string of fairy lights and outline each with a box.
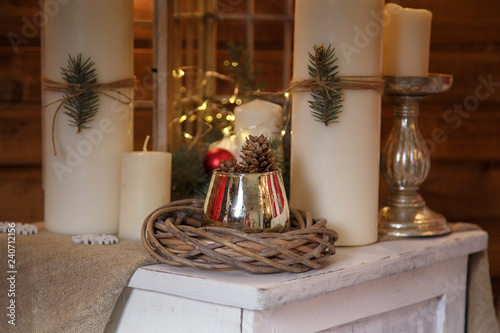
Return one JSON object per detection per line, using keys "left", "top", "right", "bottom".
{"left": 168, "top": 60, "right": 290, "bottom": 149}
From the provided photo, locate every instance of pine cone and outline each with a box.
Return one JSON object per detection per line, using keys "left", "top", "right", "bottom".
{"left": 219, "top": 158, "right": 241, "bottom": 173}
{"left": 239, "top": 134, "right": 277, "bottom": 173}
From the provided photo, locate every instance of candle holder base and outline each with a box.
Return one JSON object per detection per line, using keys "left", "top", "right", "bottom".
{"left": 378, "top": 204, "right": 450, "bottom": 238}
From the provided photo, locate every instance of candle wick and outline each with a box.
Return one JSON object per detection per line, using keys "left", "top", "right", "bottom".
{"left": 143, "top": 135, "right": 151, "bottom": 152}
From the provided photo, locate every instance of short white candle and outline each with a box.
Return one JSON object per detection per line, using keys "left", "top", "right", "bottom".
{"left": 383, "top": 3, "right": 432, "bottom": 76}
{"left": 233, "top": 99, "right": 283, "bottom": 155}
{"left": 291, "top": 0, "right": 384, "bottom": 246}
{"left": 119, "top": 137, "right": 172, "bottom": 241}
{"left": 42, "top": 0, "right": 134, "bottom": 234}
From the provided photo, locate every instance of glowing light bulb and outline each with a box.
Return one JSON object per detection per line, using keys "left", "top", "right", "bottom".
{"left": 197, "top": 100, "right": 208, "bottom": 111}
{"left": 172, "top": 68, "right": 185, "bottom": 78}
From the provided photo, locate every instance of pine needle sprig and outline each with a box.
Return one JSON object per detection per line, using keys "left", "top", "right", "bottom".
{"left": 307, "top": 44, "right": 343, "bottom": 126}
{"left": 171, "top": 145, "right": 210, "bottom": 200}
{"left": 60, "top": 53, "right": 100, "bottom": 133}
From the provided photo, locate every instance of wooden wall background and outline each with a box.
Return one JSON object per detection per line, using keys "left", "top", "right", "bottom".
{"left": 1, "top": 0, "right": 499, "bottom": 310}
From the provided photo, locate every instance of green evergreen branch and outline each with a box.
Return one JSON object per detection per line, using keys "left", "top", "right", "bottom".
{"left": 307, "top": 44, "right": 343, "bottom": 126}
{"left": 171, "top": 145, "right": 210, "bottom": 200}
{"left": 61, "top": 53, "right": 99, "bottom": 132}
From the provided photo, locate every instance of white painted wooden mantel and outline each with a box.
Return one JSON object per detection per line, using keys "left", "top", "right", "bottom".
{"left": 106, "top": 229, "right": 487, "bottom": 333}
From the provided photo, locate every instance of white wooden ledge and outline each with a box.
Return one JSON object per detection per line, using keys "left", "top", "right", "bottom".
{"left": 106, "top": 229, "right": 488, "bottom": 332}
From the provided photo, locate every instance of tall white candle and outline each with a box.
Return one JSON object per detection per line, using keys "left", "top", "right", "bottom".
{"left": 42, "top": 0, "right": 134, "bottom": 234}
{"left": 291, "top": 0, "right": 384, "bottom": 246}
{"left": 383, "top": 3, "right": 432, "bottom": 76}
{"left": 233, "top": 99, "right": 283, "bottom": 156}
{"left": 119, "top": 138, "right": 172, "bottom": 241}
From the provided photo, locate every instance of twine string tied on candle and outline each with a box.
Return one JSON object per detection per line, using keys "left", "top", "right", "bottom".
{"left": 252, "top": 75, "right": 384, "bottom": 99}
{"left": 253, "top": 43, "right": 383, "bottom": 99}
{"left": 43, "top": 76, "right": 136, "bottom": 155}
{"left": 253, "top": 44, "right": 383, "bottom": 126}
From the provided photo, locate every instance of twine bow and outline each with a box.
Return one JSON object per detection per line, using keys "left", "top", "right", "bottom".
{"left": 43, "top": 76, "right": 136, "bottom": 155}
{"left": 253, "top": 43, "right": 383, "bottom": 97}
{"left": 253, "top": 44, "right": 384, "bottom": 126}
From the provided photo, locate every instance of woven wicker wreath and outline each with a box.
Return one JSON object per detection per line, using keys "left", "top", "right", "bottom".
{"left": 141, "top": 199, "right": 339, "bottom": 274}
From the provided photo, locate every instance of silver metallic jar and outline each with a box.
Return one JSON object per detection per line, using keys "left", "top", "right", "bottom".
{"left": 203, "top": 169, "right": 289, "bottom": 232}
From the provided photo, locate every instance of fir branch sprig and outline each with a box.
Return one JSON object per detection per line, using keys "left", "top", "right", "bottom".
{"left": 171, "top": 145, "right": 210, "bottom": 200}
{"left": 60, "top": 53, "right": 100, "bottom": 133}
{"left": 307, "top": 44, "right": 343, "bottom": 126}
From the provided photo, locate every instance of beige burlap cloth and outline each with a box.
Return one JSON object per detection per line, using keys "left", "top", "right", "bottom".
{"left": 0, "top": 222, "right": 158, "bottom": 333}
{"left": 0, "top": 222, "right": 497, "bottom": 332}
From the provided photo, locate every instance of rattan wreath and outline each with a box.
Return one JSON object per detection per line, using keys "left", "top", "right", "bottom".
{"left": 141, "top": 199, "right": 339, "bottom": 273}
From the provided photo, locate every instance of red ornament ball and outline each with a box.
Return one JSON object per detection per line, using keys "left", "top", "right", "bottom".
{"left": 203, "top": 148, "right": 235, "bottom": 173}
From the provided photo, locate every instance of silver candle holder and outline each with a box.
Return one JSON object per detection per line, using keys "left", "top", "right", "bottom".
{"left": 203, "top": 169, "right": 290, "bottom": 232}
{"left": 378, "top": 74, "right": 453, "bottom": 237}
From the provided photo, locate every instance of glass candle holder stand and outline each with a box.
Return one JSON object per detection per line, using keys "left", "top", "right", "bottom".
{"left": 379, "top": 74, "right": 453, "bottom": 237}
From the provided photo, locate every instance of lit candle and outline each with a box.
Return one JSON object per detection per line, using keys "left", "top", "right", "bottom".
{"left": 383, "top": 3, "right": 432, "bottom": 76}
{"left": 291, "top": 0, "right": 384, "bottom": 246}
{"left": 42, "top": 0, "right": 134, "bottom": 234}
{"left": 233, "top": 99, "right": 283, "bottom": 157}
{"left": 119, "top": 137, "right": 172, "bottom": 241}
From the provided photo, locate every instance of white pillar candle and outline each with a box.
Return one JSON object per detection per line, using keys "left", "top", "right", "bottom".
{"left": 233, "top": 99, "right": 283, "bottom": 155}
{"left": 119, "top": 138, "right": 172, "bottom": 241}
{"left": 208, "top": 134, "right": 239, "bottom": 160}
{"left": 383, "top": 3, "right": 432, "bottom": 76}
{"left": 42, "top": 0, "right": 134, "bottom": 234}
{"left": 291, "top": 0, "right": 384, "bottom": 246}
